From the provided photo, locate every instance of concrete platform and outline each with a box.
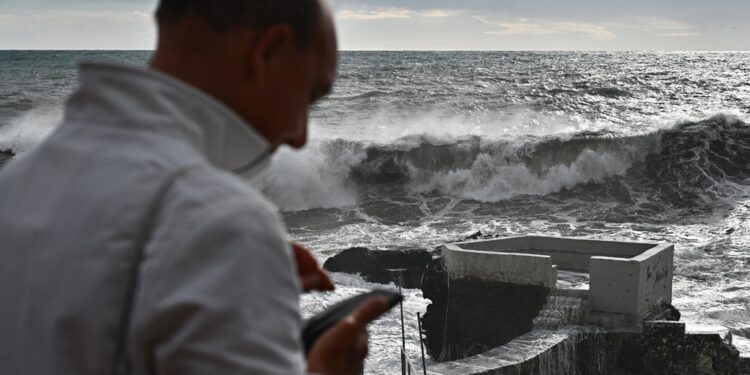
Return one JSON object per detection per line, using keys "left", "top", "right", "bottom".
{"left": 416, "top": 236, "right": 744, "bottom": 373}
{"left": 416, "top": 323, "right": 742, "bottom": 375}
{"left": 441, "top": 236, "right": 674, "bottom": 318}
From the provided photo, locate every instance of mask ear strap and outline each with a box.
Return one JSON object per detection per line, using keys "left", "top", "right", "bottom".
{"left": 112, "top": 165, "right": 200, "bottom": 375}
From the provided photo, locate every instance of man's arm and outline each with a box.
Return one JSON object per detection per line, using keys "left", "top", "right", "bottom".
{"left": 132, "top": 199, "right": 305, "bottom": 375}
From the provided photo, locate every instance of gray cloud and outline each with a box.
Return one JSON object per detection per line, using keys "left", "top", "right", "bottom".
{"left": 1, "top": 0, "right": 748, "bottom": 50}
{"left": 331, "top": 0, "right": 749, "bottom": 22}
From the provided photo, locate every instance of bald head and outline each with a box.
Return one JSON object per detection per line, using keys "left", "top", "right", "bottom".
{"left": 151, "top": 0, "right": 337, "bottom": 151}
{"left": 156, "top": 0, "right": 323, "bottom": 49}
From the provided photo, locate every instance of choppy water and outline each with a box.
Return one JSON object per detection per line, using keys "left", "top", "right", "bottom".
{"left": 1, "top": 51, "right": 749, "bottom": 373}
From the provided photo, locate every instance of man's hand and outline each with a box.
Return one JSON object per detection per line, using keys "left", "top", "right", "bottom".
{"left": 307, "top": 297, "right": 389, "bottom": 375}
{"left": 292, "top": 242, "right": 335, "bottom": 292}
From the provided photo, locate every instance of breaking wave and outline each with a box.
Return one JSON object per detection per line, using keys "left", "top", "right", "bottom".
{"left": 0, "top": 106, "right": 62, "bottom": 154}
{"left": 256, "top": 114, "right": 750, "bottom": 212}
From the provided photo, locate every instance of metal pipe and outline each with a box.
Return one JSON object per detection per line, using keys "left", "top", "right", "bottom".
{"left": 417, "top": 312, "right": 427, "bottom": 375}
{"left": 400, "top": 285, "right": 406, "bottom": 375}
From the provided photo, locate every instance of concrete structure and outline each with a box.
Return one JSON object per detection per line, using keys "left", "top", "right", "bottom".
{"left": 417, "top": 323, "right": 742, "bottom": 375}
{"left": 441, "top": 236, "right": 674, "bottom": 318}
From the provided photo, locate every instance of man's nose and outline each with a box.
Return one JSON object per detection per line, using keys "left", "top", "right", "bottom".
{"left": 286, "top": 118, "right": 308, "bottom": 149}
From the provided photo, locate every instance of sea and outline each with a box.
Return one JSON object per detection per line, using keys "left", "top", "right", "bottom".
{"left": 1, "top": 50, "right": 749, "bottom": 373}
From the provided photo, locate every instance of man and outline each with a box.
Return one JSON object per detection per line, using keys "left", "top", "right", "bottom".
{"left": 0, "top": 0, "right": 387, "bottom": 374}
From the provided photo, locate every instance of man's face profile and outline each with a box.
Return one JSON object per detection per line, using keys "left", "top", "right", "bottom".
{"left": 151, "top": 0, "right": 337, "bottom": 153}
{"left": 235, "top": 5, "right": 337, "bottom": 151}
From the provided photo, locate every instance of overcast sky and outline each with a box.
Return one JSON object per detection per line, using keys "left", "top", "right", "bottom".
{"left": 0, "top": 0, "right": 748, "bottom": 50}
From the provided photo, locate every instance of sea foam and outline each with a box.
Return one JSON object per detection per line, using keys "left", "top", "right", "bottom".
{"left": 0, "top": 106, "right": 62, "bottom": 154}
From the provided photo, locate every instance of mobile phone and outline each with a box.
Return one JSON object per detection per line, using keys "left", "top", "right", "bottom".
{"left": 302, "top": 289, "right": 403, "bottom": 352}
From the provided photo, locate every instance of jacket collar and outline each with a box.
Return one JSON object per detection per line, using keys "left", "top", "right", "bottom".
{"left": 65, "top": 63, "right": 272, "bottom": 176}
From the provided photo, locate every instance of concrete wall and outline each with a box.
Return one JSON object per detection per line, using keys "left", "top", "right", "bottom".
{"left": 505, "top": 249, "right": 591, "bottom": 272}
{"left": 441, "top": 244, "right": 557, "bottom": 288}
{"left": 590, "top": 244, "right": 674, "bottom": 316}
{"left": 445, "top": 236, "right": 674, "bottom": 317}
{"left": 456, "top": 236, "right": 657, "bottom": 272}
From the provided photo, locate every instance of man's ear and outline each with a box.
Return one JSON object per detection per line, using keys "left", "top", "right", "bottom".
{"left": 247, "top": 24, "right": 295, "bottom": 81}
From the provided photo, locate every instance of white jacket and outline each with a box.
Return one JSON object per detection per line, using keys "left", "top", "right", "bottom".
{"left": 0, "top": 63, "right": 306, "bottom": 374}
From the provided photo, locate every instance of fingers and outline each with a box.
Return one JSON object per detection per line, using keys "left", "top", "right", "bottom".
{"left": 307, "top": 297, "right": 385, "bottom": 375}
{"left": 347, "top": 297, "right": 389, "bottom": 330}
{"left": 291, "top": 242, "right": 316, "bottom": 268}
{"left": 301, "top": 274, "right": 321, "bottom": 292}
{"left": 307, "top": 322, "right": 370, "bottom": 375}
{"left": 315, "top": 269, "right": 336, "bottom": 291}
{"left": 301, "top": 271, "right": 335, "bottom": 292}
{"left": 357, "top": 329, "right": 369, "bottom": 357}
{"left": 292, "top": 242, "right": 335, "bottom": 292}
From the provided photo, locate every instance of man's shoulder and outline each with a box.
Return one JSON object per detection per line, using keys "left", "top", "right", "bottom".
{"left": 164, "top": 165, "right": 281, "bottom": 228}
{"left": 146, "top": 166, "right": 291, "bottom": 276}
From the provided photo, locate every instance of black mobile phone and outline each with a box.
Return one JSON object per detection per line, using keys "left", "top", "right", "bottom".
{"left": 302, "top": 289, "right": 403, "bottom": 353}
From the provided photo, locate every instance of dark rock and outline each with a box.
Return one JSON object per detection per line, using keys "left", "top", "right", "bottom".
{"left": 463, "top": 231, "right": 483, "bottom": 241}
{"left": 323, "top": 247, "right": 432, "bottom": 289}
{"left": 0, "top": 150, "right": 12, "bottom": 169}
{"left": 420, "top": 257, "right": 551, "bottom": 362}
{"left": 645, "top": 301, "right": 681, "bottom": 321}
{"left": 457, "top": 230, "right": 501, "bottom": 242}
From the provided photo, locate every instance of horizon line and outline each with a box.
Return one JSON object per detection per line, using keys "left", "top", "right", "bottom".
{"left": 1, "top": 49, "right": 749, "bottom": 53}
